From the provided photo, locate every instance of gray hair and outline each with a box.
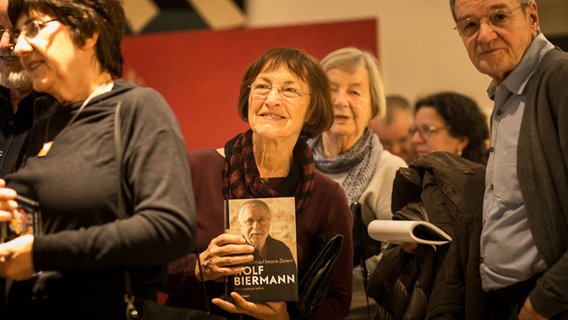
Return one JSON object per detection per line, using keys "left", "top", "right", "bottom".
{"left": 238, "top": 200, "right": 271, "bottom": 221}
{"left": 320, "top": 47, "right": 386, "bottom": 119}
{"left": 449, "top": 0, "right": 535, "bottom": 21}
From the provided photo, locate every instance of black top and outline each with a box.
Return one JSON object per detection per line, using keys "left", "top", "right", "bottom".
{"left": 0, "top": 87, "right": 54, "bottom": 177}
{"left": 2, "top": 80, "right": 196, "bottom": 319}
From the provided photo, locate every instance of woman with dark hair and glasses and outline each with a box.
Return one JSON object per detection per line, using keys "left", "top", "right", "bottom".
{"left": 162, "top": 47, "right": 353, "bottom": 319}
{"left": 411, "top": 91, "right": 489, "bottom": 164}
{"left": 0, "top": 0, "right": 196, "bottom": 319}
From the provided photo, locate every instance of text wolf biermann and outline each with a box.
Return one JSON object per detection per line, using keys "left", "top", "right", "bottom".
{"left": 233, "top": 258, "right": 296, "bottom": 286}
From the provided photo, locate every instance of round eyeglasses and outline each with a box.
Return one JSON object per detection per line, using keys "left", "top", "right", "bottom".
{"left": 249, "top": 82, "right": 310, "bottom": 100}
{"left": 454, "top": 5, "right": 524, "bottom": 37}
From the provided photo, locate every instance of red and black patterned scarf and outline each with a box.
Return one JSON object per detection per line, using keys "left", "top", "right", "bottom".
{"left": 222, "top": 129, "right": 315, "bottom": 212}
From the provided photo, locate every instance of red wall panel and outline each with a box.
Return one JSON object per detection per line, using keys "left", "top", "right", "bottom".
{"left": 121, "top": 19, "right": 377, "bottom": 150}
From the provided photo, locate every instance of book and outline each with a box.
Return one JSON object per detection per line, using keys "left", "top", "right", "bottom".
{"left": 367, "top": 220, "right": 452, "bottom": 245}
{"left": 224, "top": 197, "right": 298, "bottom": 302}
{"left": 1, "top": 195, "right": 41, "bottom": 243}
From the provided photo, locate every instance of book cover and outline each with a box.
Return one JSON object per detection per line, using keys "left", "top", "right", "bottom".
{"left": 367, "top": 220, "right": 452, "bottom": 245}
{"left": 224, "top": 197, "right": 298, "bottom": 302}
{"left": 1, "top": 195, "right": 41, "bottom": 243}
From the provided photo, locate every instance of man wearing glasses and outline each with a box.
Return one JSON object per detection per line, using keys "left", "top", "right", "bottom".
{"left": 237, "top": 199, "right": 294, "bottom": 262}
{"left": 450, "top": 0, "right": 568, "bottom": 319}
{"left": 234, "top": 199, "right": 297, "bottom": 301}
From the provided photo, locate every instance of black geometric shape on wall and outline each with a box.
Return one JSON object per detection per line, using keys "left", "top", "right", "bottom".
{"left": 153, "top": 0, "right": 193, "bottom": 10}
{"left": 144, "top": 10, "right": 208, "bottom": 33}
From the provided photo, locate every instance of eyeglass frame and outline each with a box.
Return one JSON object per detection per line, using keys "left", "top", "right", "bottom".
{"left": 11, "top": 18, "right": 59, "bottom": 43}
{"left": 453, "top": 4, "right": 526, "bottom": 38}
{"left": 409, "top": 124, "right": 449, "bottom": 139}
{"left": 248, "top": 82, "right": 310, "bottom": 100}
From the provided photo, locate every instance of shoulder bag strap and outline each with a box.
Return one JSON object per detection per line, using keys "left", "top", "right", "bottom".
{"left": 114, "top": 102, "right": 140, "bottom": 320}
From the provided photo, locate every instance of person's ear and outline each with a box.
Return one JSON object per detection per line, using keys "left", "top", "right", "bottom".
{"left": 83, "top": 31, "right": 99, "bottom": 50}
{"left": 527, "top": 2, "right": 539, "bottom": 36}
{"left": 456, "top": 136, "right": 469, "bottom": 156}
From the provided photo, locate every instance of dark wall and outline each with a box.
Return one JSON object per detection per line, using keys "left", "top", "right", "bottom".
{"left": 549, "top": 35, "right": 568, "bottom": 51}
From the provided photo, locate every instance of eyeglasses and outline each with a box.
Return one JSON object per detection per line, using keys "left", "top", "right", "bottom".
{"left": 454, "top": 5, "right": 524, "bottom": 37}
{"left": 249, "top": 82, "right": 310, "bottom": 100}
{"left": 12, "top": 19, "right": 59, "bottom": 42}
{"left": 409, "top": 125, "right": 448, "bottom": 138}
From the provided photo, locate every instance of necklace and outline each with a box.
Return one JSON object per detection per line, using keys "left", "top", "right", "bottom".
{"left": 37, "top": 81, "right": 114, "bottom": 157}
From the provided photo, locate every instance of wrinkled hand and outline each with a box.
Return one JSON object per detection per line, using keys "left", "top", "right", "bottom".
{"left": 519, "top": 296, "right": 548, "bottom": 320}
{"left": 0, "top": 180, "right": 18, "bottom": 222}
{"left": 196, "top": 233, "right": 254, "bottom": 281}
{"left": 212, "top": 291, "right": 289, "bottom": 320}
{"left": 0, "top": 234, "right": 35, "bottom": 281}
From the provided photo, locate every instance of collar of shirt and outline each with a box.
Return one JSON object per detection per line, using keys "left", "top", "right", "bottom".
{"left": 487, "top": 33, "right": 555, "bottom": 101}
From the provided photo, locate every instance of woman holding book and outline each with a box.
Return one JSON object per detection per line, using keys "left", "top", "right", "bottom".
{"left": 163, "top": 47, "right": 353, "bottom": 319}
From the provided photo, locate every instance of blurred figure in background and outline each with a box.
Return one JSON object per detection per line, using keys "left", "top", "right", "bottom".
{"left": 411, "top": 91, "right": 489, "bottom": 164}
{"left": 368, "top": 94, "right": 417, "bottom": 164}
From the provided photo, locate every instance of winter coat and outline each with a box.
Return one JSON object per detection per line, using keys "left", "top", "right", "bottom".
{"left": 367, "top": 152, "right": 486, "bottom": 320}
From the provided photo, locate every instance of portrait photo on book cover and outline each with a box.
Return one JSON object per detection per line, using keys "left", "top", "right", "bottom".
{"left": 225, "top": 197, "right": 298, "bottom": 302}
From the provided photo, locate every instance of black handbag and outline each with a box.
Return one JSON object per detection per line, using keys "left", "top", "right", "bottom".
{"left": 296, "top": 232, "right": 344, "bottom": 316}
{"left": 114, "top": 102, "right": 225, "bottom": 320}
